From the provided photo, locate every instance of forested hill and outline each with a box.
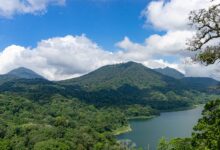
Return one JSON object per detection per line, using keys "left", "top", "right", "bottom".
{"left": 0, "top": 61, "right": 217, "bottom": 110}
{"left": 0, "top": 67, "right": 44, "bottom": 85}
{"left": 0, "top": 62, "right": 219, "bottom": 149}
{"left": 60, "top": 62, "right": 219, "bottom": 91}
{"left": 154, "top": 67, "right": 185, "bottom": 79}
{"left": 7, "top": 67, "right": 44, "bottom": 79}
{"left": 56, "top": 61, "right": 219, "bottom": 109}
{"left": 180, "top": 77, "right": 219, "bottom": 91}
{"left": 60, "top": 61, "right": 183, "bottom": 91}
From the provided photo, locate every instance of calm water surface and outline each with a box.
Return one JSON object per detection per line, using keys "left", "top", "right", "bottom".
{"left": 117, "top": 106, "right": 203, "bottom": 150}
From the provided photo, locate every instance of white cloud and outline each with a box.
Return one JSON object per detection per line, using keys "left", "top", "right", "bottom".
{"left": 0, "top": 34, "right": 219, "bottom": 81}
{"left": 0, "top": 0, "right": 65, "bottom": 18}
{"left": 137, "top": 0, "right": 220, "bottom": 80}
{"left": 0, "top": 35, "right": 117, "bottom": 80}
{"left": 180, "top": 57, "right": 220, "bottom": 80}
{"left": 0, "top": 0, "right": 219, "bottom": 81}
{"left": 116, "top": 30, "right": 194, "bottom": 59}
{"left": 142, "top": 0, "right": 216, "bottom": 31}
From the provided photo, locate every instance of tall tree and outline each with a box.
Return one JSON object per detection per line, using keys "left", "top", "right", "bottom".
{"left": 187, "top": 0, "right": 220, "bottom": 65}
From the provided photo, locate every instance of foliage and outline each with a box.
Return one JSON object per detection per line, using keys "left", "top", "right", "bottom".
{"left": 157, "top": 137, "right": 193, "bottom": 150}
{"left": 0, "top": 94, "right": 126, "bottom": 150}
{"left": 187, "top": 1, "right": 220, "bottom": 65}
{"left": 192, "top": 99, "right": 220, "bottom": 149}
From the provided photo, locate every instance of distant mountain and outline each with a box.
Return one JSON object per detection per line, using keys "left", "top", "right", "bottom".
{"left": 154, "top": 67, "right": 184, "bottom": 79}
{"left": 60, "top": 61, "right": 182, "bottom": 90}
{"left": 0, "top": 67, "right": 44, "bottom": 85}
{"left": 58, "top": 61, "right": 216, "bottom": 109}
{"left": 180, "top": 77, "right": 219, "bottom": 91}
{"left": 0, "top": 74, "right": 18, "bottom": 85}
{"left": 7, "top": 67, "right": 44, "bottom": 79}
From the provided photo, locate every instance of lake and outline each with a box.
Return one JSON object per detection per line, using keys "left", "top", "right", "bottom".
{"left": 117, "top": 105, "right": 204, "bottom": 150}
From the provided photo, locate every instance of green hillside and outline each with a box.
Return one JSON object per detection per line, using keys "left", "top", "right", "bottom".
{"left": 60, "top": 61, "right": 181, "bottom": 90}
{"left": 0, "top": 62, "right": 219, "bottom": 150}
{"left": 154, "top": 67, "right": 184, "bottom": 79}
{"left": 7, "top": 67, "right": 44, "bottom": 79}
{"left": 0, "top": 62, "right": 218, "bottom": 110}
{"left": 0, "top": 67, "right": 44, "bottom": 85}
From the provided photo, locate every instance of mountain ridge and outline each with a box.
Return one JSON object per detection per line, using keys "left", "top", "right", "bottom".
{"left": 0, "top": 61, "right": 219, "bottom": 110}
{"left": 154, "top": 67, "right": 185, "bottom": 79}
{"left": 7, "top": 67, "right": 44, "bottom": 79}
{"left": 59, "top": 61, "right": 181, "bottom": 91}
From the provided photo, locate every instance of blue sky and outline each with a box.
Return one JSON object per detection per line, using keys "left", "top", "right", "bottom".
{"left": 0, "top": 0, "right": 160, "bottom": 51}
{"left": 0, "top": 0, "right": 219, "bottom": 80}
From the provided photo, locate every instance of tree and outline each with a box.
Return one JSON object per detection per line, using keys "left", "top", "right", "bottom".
{"left": 191, "top": 99, "right": 220, "bottom": 150}
{"left": 157, "top": 137, "right": 169, "bottom": 150}
{"left": 187, "top": 0, "right": 220, "bottom": 65}
{"left": 33, "top": 139, "right": 70, "bottom": 150}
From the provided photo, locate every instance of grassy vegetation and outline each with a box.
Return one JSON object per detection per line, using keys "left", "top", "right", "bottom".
{"left": 113, "top": 125, "right": 132, "bottom": 136}
{"left": 128, "top": 115, "right": 156, "bottom": 120}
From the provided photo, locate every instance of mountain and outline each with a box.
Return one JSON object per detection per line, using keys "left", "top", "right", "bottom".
{"left": 7, "top": 67, "right": 44, "bottom": 79}
{"left": 0, "top": 67, "right": 44, "bottom": 85}
{"left": 0, "top": 62, "right": 218, "bottom": 110}
{"left": 154, "top": 67, "right": 184, "bottom": 79}
{"left": 60, "top": 61, "right": 182, "bottom": 91}
{"left": 59, "top": 62, "right": 212, "bottom": 109}
{"left": 0, "top": 74, "right": 18, "bottom": 85}
{"left": 154, "top": 67, "right": 219, "bottom": 91}
{"left": 180, "top": 77, "right": 219, "bottom": 91}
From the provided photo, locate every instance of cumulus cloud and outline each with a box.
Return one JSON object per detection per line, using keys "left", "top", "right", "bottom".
{"left": 0, "top": 0, "right": 65, "bottom": 18}
{"left": 0, "top": 0, "right": 219, "bottom": 81}
{"left": 142, "top": 0, "right": 216, "bottom": 31}
{"left": 0, "top": 34, "right": 219, "bottom": 81}
{"left": 0, "top": 34, "right": 190, "bottom": 80}
{"left": 137, "top": 0, "right": 220, "bottom": 80}
{"left": 116, "top": 30, "right": 194, "bottom": 59}
{"left": 0, "top": 35, "right": 117, "bottom": 80}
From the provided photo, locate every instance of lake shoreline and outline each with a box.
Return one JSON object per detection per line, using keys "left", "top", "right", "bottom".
{"left": 160, "top": 104, "right": 204, "bottom": 113}
{"left": 128, "top": 115, "right": 156, "bottom": 120}
{"left": 117, "top": 105, "right": 204, "bottom": 150}
{"left": 115, "top": 104, "right": 204, "bottom": 136}
{"left": 113, "top": 125, "right": 132, "bottom": 136}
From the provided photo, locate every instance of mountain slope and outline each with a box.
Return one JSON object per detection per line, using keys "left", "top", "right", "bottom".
{"left": 60, "top": 61, "right": 182, "bottom": 91}
{"left": 7, "top": 67, "right": 44, "bottom": 79}
{"left": 0, "top": 67, "right": 44, "bottom": 85}
{"left": 57, "top": 62, "right": 220, "bottom": 109}
{"left": 180, "top": 77, "right": 219, "bottom": 91}
{"left": 0, "top": 62, "right": 218, "bottom": 110}
{"left": 0, "top": 74, "right": 18, "bottom": 85}
{"left": 154, "top": 67, "right": 184, "bottom": 79}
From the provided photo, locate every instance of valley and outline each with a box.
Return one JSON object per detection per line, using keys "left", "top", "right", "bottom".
{"left": 0, "top": 61, "right": 219, "bottom": 150}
